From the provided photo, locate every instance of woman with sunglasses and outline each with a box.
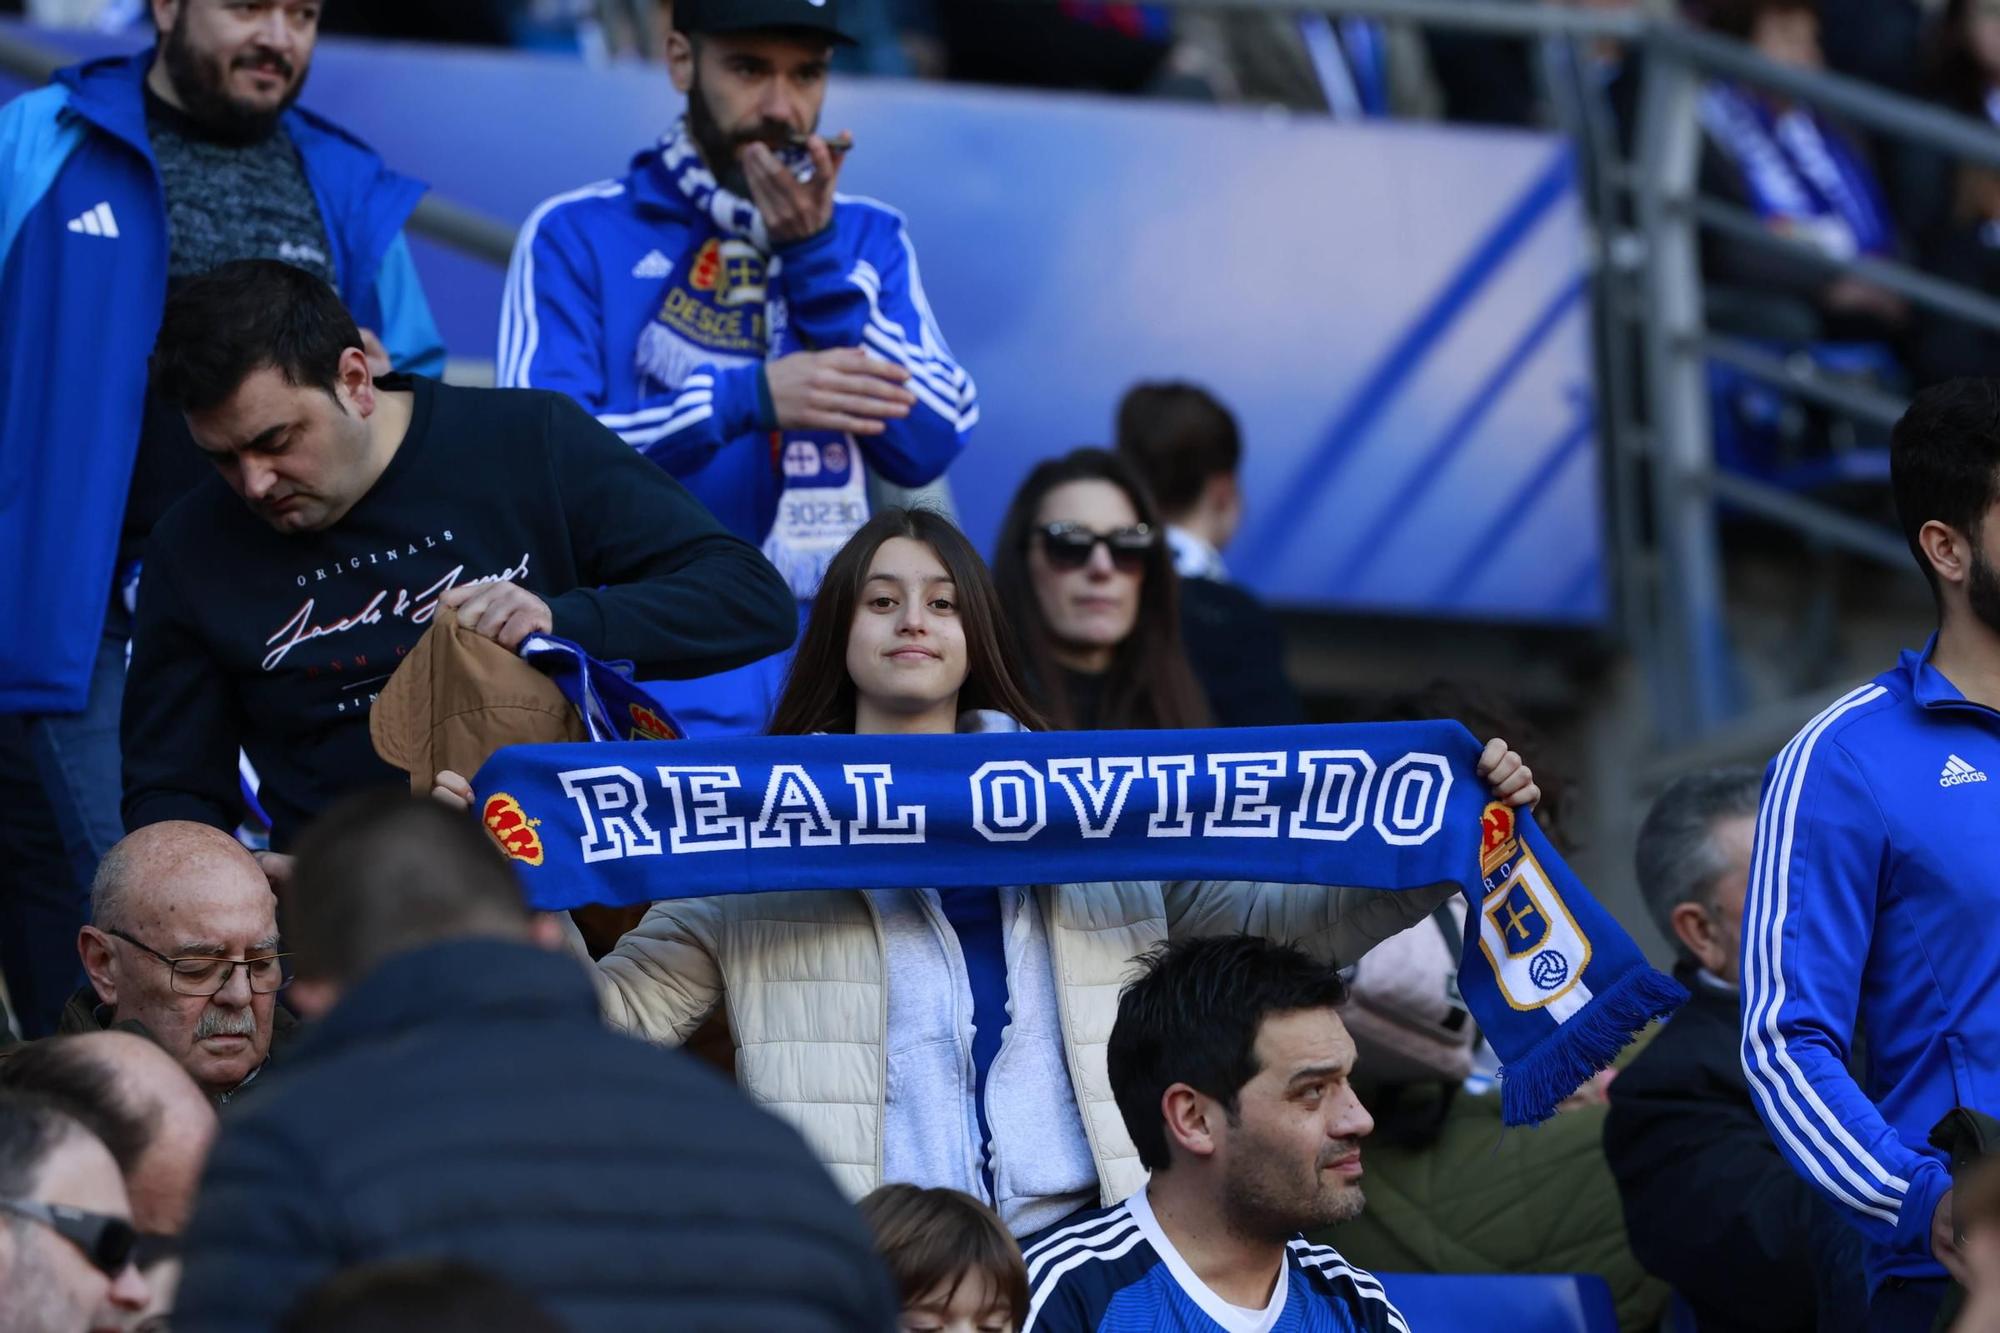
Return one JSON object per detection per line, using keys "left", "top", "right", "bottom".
{"left": 992, "top": 448, "right": 1208, "bottom": 731}
{"left": 544, "top": 507, "right": 1539, "bottom": 1238}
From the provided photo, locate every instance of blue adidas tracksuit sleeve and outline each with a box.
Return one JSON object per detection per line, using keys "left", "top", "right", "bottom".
{"left": 499, "top": 203, "right": 766, "bottom": 474}
{"left": 774, "top": 207, "right": 976, "bottom": 486}
{"left": 371, "top": 232, "right": 446, "bottom": 378}
{"left": 1740, "top": 738, "right": 1952, "bottom": 1265}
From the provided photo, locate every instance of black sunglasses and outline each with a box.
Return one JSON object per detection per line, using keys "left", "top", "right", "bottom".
{"left": 1033, "top": 521, "right": 1156, "bottom": 573}
{"left": 0, "top": 1199, "right": 139, "bottom": 1277}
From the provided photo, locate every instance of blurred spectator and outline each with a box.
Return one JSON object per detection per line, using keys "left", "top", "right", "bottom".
{"left": 859, "top": 1184, "right": 1028, "bottom": 1333}
{"left": 502, "top": 0, "right": 974, "bottom": 737}
{"left": 1814, "top": 0, "right": 1927, "bottom": 94}
{"left": 991, "top": 448, "right": 1209, "bottom": 731}
{"left": 1164, "top": 12, "right": 1443, "bottom": 116}
{"left": 0, "top": 1093, "right": 151, "bottom": 1332}
{"left": 1603, "top": 769, "right": 1867, "bottom": 1333}
{"left": 935, "top": 3, "right": 1177, "bottom": 95}
{"left": 0, "top": 0, "right": 444, "bottom": 1042}
{"left": 1115, "top": 383, "right": 1305, "bottom": 728}
{"left": 1694, "top": 0, "right": 1910, "bottom": 342}
{"left": 121, "top": 260, "right": 794, "bottom": 866}
{"left": 279, "top": 1260, "right": 569, "bottom": 1333}
{"left": 173, "top": 791, "right": 895, "bottom": 1332}
{"left": 566, "top": 508, "right": 1476, "bottom": 1235}
{"left": 0, "top": 1031, "right": 217, "bottom": 1236}
{"left": 1021, "top": 936, "right": 1408, "bottom": 1331}
{"left": 1910, "top": 0, "right": 2000, "bottom": 384}
{"left": 0, "top": 1032, "right": 218, "bottom": 1333}
{"left": 65, "top": 823, "right": 290, "bottom": 1105}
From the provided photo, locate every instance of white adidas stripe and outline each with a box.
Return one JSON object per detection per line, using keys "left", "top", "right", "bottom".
{"left": 1024, "top": 1213, "right": 1138, "bottom": 1284}
{"left": 498, "top": 180, "right": 624, "bottom": 387}
{"left": 1742, "top": 683, "right": 1906, "bottom": 1225}
{"left": 1022, "top": 1226, "right": 1148, "bottom": 1333}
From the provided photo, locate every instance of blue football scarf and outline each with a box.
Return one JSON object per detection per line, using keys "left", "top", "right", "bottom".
{"left": 471, "top": 721, "right": 1685, "bottom": 1124}
{"left": 518, "top": 634, "right": 684, "bottom": 743}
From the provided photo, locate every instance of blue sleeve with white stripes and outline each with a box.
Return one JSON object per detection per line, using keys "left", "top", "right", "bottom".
{"left": 498, "top": 195, "right": 763, "bottom": 475}
{"left": 774, "top": 208, "right": 976, "bottom": 486}
{"left": 1739, "top": 733, "right": 1952, "bottom": 1261}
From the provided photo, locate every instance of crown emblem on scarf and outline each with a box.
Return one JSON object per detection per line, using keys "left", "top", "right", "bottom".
{"left": 483, "top": 793, "right": 545, "bottom": 867}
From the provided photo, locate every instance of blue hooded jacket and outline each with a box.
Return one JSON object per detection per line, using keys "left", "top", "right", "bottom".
{"left": 0, "top": 51, "right": 444, "bottom": 713}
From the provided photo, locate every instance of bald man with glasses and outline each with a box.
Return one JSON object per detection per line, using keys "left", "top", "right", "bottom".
{"left": 64, "top": 823, "right": 294, "bottom": 1104}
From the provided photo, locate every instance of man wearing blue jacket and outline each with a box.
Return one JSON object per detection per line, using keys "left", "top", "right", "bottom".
{"left": 1742, "top": 377, "right": 2000, "bottom": 1330}
{"left": 500, "top": 0, "right": 975, "bottom": 734}
{"left": 0, "top": 0, "right": 443, "bottom": 1036}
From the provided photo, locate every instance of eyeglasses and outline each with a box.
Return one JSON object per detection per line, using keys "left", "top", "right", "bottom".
{"left": 1033, "top": 521, "right": 1157, "bottom": 573}
{"left": 0, "top": 1199, "right": 139, "bottom": 1277}
{"left": 105, "top": 928, "right": 290, "bottom": 997}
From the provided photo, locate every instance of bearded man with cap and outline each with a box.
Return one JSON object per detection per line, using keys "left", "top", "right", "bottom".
{"left": 500, "top": 0, "right": 978, "bottom": 736}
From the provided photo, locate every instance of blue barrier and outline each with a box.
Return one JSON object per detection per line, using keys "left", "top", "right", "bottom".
{"left": 1, "top": 23, "right": 1605, "bottom": 625}
{"left": 1374, "top": 1272, "right": 1622, "bottom": 1332}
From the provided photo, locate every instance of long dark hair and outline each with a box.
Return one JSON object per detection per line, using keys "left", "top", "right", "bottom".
{"left": 768, "top": 507, "right": 1046, "bottom": 736}
{"left": 992, "top": 448, "right": 1208, "bottom": 731}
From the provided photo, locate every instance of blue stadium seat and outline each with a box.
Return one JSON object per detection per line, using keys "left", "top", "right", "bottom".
{"left": 1372, "top": 1273, "right": 1620, "bottom": 1332}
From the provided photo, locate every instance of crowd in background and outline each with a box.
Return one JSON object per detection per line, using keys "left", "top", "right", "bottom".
{"left": 0, "top": 0, "right": 1998, "bottom": 1331}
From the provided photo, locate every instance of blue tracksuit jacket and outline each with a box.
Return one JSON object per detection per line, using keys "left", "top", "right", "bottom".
{"left": 0, "top": 51, "right": 444, "bottom": 713}
{"left": 496, "top": 139, "right": 976, "bottom": 566}
{"left": 1741, "top": 639, "right": 2000, "bottom": 1293}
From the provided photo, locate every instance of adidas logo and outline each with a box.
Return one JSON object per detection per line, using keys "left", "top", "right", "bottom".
{"left": 65, "top": 202, "right": 119, "bottom": 239}
{"left": 1941, "top": 754, "right": 1989, "bottom": 787}
{"left": 631, "top": 249, "right": 673, "bottom": 279}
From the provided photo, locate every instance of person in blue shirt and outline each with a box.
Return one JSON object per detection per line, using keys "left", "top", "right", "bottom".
{"left": 0, "top": 0, "right": 444, "bottom": 1038}
{"left": 499, "top": 0, "right": 975, "bottom": 737}
{"left": 1022, "top": 934, "right": 1406, "bottom": 1333}
{"left": 1741, "top": 377, "right": 2000, "bottom": 1331}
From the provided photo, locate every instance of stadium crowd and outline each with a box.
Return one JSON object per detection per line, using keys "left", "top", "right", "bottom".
{"left": 0, "top": 0, "right": 1997, "bottom": 1331}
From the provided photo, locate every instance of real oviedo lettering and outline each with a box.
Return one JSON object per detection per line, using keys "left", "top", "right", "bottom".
{"left": 542, "top": 748, "right": 1456, "bottom": 866}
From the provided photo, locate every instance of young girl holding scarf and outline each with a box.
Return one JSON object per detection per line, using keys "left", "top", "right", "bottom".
{"left": 441, "top": 508, "right": 1538, "bottom": 1233}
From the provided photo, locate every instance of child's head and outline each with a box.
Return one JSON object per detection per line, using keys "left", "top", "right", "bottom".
{"left": 858, "top": 1185, "right": 1028, "bottom": 1333}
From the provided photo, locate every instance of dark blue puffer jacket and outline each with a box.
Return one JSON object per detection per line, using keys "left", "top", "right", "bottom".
{"left": 174, "top": 937, "right": 895, "bottom": 1332}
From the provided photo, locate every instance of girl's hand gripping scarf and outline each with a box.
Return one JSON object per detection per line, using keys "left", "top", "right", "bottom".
{"left": 471, "top": 721, "right": 1685, "bottom": 1125}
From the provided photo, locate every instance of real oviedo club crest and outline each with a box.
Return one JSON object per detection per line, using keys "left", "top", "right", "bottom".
{"left": 1476, "top": 802, "right": 1593, "bottom": 1017}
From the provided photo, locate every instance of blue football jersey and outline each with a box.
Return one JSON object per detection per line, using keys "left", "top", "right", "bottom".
{"left": 1022, "top": 1192, "right": 1407, "bottom": 1333}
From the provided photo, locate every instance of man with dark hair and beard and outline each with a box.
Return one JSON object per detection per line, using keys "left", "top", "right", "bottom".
{"left": 1021, "top": 936, "right": 1407, "bottom": 1332}
{"left": 501, "top": 0, "right": 976, "bottom": 737}
{"left": 0, "top": 0, "right": 443, "bottom": 1037}
{"left": 1738, "top": 376, "right": 2000, "bottom": 1332}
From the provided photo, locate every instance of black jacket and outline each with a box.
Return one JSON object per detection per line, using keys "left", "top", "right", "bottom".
{"left": 174, "top": 938, "right": 895, "bottom": 1332}
{"left": 1602, "top": 973, "right": 1866, "bottom": 1333}
{"left": 1178, "top": 576, "right": 1304, "bottom": 729}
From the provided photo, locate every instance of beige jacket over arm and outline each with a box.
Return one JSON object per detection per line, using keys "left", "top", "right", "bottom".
{"left": 581, "top": 878, "right": 1454, "bottom": 1204}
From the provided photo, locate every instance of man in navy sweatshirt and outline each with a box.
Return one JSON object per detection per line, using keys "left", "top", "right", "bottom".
{"left": 120, "top": 259, "right": 796, "bottom": 880}
{"left": 1742, "top": 377, "right": 2000, "bottom": 1331}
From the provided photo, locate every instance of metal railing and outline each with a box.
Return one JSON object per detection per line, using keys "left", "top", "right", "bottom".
{"left": 1144, "top": 0, "right": 1999, "bottom": 747}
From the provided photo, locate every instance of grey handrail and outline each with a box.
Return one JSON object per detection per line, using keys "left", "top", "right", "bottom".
{"left": 0, "top": 24, "right": 517, "bottom": 267}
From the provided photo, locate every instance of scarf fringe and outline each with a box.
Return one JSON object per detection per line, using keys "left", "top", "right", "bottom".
{"left": 1497, "top": 966, "right": 1689, "bottom": 1126}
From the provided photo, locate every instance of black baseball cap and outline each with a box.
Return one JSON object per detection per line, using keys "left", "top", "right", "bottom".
{"left": 674, "top": 0, "right": 856, "bottom": 45}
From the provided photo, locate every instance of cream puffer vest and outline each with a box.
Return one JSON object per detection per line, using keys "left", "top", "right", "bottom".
{"left": 587, "top": 878, "right": 1451, "bottom": 1204}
